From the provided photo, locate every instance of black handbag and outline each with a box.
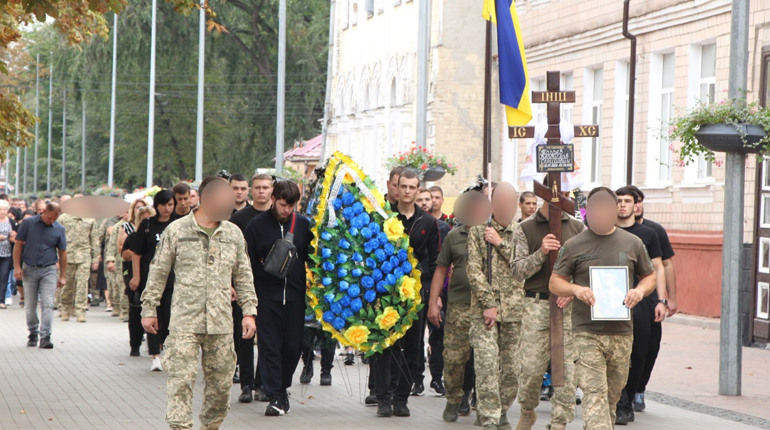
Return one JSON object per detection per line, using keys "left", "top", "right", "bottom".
{"left": 263, "top": 213, "right": 298, "bottom": 279}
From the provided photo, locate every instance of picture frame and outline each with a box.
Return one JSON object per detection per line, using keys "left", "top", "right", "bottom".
{"left": 589, "top": 266, "right": 631, "bottom": 321}
{"left": 757, "top": 282, "right": 770, "bottom": 320}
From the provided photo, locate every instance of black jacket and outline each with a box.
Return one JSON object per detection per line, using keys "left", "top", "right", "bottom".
{"left": 245, "top": 210, "right": 313, "bottom": 304}
{"left": 396, "top": 204, "right": 440, "bottom": 286}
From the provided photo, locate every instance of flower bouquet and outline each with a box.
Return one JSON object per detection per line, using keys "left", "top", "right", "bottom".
{"left": 385, "top": 144, "right": 457, "bottom": 181}
{"left": 306, "top": 152, "right": 423, "bottom": 355}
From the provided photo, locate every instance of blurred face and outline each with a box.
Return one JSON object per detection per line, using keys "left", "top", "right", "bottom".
{"left": 466, "top": 198, "right": 492, "bottom": 226}
{"left": 189, "top": 189, "right": 199, "bottom": 208}
{"left": 617, "top": 195, "right": 636, "bottom": 220}
{"left": 430, "top": 191, "right": 444, "bottom": 213}
{"left": 175, "top": 192, "right": 191, "bottom": 214}
{"left": 157, "top": 200, "right": 175, "bottom": 220}
{"left": 491, "top": 183, "right": 518, "bottom": 225}
{"left": 398, "top": 176, "right": 420, "bottom": 205}
{"left": 272, "top": 198, "right": 295, "bottom": 223}
{"left": 416, "top": 191, "right": 432, "bottom": 212}
{"left": 231, "top": 180, "right": 249, "bottom": 205}
{"left": 386, "top": 175, "right": 400, "bottom": 203}
{"left": 133, "top": 201, "right": 147, "bottom": 220}
{"left": 252, "top": 179, "right": 273, "bottom": 205}
{"left": 586, "top": 192, "right": 619, "bottom": 234}
{"left": 519, "top": 196, "right": 538, "bottom": 219}
{"left": 201, "top": 180, "right": 236, "bottom": 221}
{"left": 40, "top": 208, "right": 61, "bottom": 225}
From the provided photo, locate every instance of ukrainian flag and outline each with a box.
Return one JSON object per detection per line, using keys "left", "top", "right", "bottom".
{"left": 483, "top": 0, "right": 533, "bottom": 126}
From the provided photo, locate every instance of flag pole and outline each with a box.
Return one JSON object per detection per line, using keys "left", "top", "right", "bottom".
{"left": 483, "top": 14, "right": 493, "bottom": 285}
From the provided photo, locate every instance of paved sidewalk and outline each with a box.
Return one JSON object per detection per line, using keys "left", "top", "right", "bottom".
{"left": 0, "top": 302, "right": 767, "bottom": 429}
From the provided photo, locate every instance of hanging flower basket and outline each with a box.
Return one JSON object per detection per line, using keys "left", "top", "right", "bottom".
{"left": 422, "top": 166, "right": 446, "bottom": 182}
{"left": 694, "top": 123, "right": 765, "bottom": 154}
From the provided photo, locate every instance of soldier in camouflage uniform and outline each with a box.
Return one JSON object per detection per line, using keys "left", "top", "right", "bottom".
{"left": 141, "top": 177, "right": 257, "bottom": 430}
{"left": 549, "top": 187, "right": 656, "bottom": 430}
{"left": 105, "top": 216, "right": 130, "bottom": 319}
{"left": 467, "top": 183, "right": 523, "bottom": 430}
{"left": 512, "top": 202, "right": 585, "bottom": 430}
{"left": 97, "top": 216, "right": 120, "bottom": 312}
{"left": 58, "top": 213, "right": 100, "bottom": 322}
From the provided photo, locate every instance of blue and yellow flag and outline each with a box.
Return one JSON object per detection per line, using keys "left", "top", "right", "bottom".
{"left": 483, "top": 0, "right": 532, "bottom": 126}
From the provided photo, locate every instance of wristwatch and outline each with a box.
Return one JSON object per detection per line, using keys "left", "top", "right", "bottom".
{"left": 659, "top": 299, "right": 669, "bottom": 306}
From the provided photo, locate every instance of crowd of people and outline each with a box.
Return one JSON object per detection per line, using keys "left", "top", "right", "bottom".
{"left": 6, "top": 166, "right": 677, "bottom": 430}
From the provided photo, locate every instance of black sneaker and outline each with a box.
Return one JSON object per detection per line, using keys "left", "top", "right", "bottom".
{"left": 300, "top": 362, "right": 313, "bottom": 384}
{"left": 238, "top": 387, "right": 253, "bottom": 403}
{"left": 320, "top": 372, "right": 332, "bottom": 386}
{"left": 39, "top": 337, "right": 53, "bottom": 349}
{"left": 429, "top": 380, "right": 446, "bottom": 397}
{"left": 232, "top": 367, "right": 240, "bottom": 384}
{"left": 130, "top": 348, "right": 140, "bottom": 357}
{"left": 410, "top": 381, "right": 424, "bottom": 396}
{"left": 458, "top": 390, "right": 471, "bottom": 416}
{"left": 470, "top": 390, "right": 477, "bottom": 410}
{"left": 265, "top": 398, "right": 285, "bottom": 416}
{"left": 27, "top": 335, "right": 37, "bottom": 347}
{"left": 376, "top": 401, "right": 393, "bottom": 417}
{"left": 393, "top": 401, "right": 410, "bottom": 417}
{"left": 254, "top": 387, "right": 269, "bottom": 402}
{"left": 281, "top": 392, "right": 291, "bottom": 414}
{"left": 633, "top": 392, "right": 646, "bottom": 412}
{"left": 344, "top": 352, "right": 355, "bottom": 366}
{"left": 615, "top": 407, "right": 632, "bottom": 426}
{"left": 365, "top": 391, "right": 378, "bottom": 405}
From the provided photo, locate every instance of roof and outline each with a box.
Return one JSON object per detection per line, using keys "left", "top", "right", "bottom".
{"left": 284, "top": 135, "right": 322, "bottom": 161}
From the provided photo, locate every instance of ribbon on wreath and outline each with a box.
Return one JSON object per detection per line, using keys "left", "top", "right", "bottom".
{"left": 327, "top": 165, "right": 388, "bottom": 228}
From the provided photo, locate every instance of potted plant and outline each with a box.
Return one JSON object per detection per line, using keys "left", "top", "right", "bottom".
{"left": 385, "top": 143, "right": 458, "bottom": 182}
{"left": 668, "top": 98, "right": 770, "bottom": 164}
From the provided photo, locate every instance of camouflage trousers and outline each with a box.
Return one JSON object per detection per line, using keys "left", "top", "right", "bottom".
{"left": 164, "top": 331, "right": 236, "bottom": 430}
{"left": 443, "top": 303, "right": 473, "bottom": 404}
{"left": 574, "top": 332, "right": 632, "bottom": 430}
{"left": 517, "top": 297, "right": 576, "bottom": 426}
{"left": 107, "top": 270, "right": 127, "bottom": 316}
{"left": 470, "top": 319, "right": 520, "bottom": 427}
{"left": 60, "top": 262, "right": 90, "bottom": 314}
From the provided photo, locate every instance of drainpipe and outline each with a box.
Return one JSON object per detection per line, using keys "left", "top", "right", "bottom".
{"left": 622, "top": 0, "right": 636, "bottom": 185}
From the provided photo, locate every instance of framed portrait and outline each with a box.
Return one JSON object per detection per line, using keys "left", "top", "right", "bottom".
{"left": 589, "top": 266, "right": 631, "bottom": 321}
{"left": 757, "top": 282, "right": 770, "bottom": 320}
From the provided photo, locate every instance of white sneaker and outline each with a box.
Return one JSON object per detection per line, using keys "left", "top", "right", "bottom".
{"left": 150, "top": 356, "right": 163, "bottom": 372}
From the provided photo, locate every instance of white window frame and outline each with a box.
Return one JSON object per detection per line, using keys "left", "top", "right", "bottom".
{"left": 684, "top": 43, "right": 717, "bottom": 184}
{"left": 612, "top": 61, "right": 630, "bottom": 188}
{"left": 581, "top": 67, "right": 603, "bottom": 186}
{"left": 646, "top": 51, "right": 675, "bottom": 187}
{"left": 560, "top": 72, "right": 574, "bottom": 124}
{"left": 757, "top": 282, "right": 770, "bottom": 319}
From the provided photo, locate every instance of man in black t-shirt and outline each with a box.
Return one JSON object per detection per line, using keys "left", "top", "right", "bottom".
{"left": 614, "top": 187, "right": 668, "bottom": 425}
{"left": 229, "top": 174, "right": 273, "bottom": 403}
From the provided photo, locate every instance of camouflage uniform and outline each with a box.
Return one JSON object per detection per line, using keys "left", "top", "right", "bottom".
{"left": 141, "top": 212, "right": 258, "bottom": 430}
{"left": 103, "top": 218, "right": 128, "bottom": 318}
{"left": 443, "top": 303, "right": 473, "bottom": 404}
{"left": 58, "top": 214, "right": 100, "bottom": 318}
{"left": 467, "top": 220, "right": 523, "bottom": 427}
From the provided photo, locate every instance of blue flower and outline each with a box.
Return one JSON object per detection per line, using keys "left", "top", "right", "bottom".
{"left": 336, "top": 254, "right": 349, "bottom": 265}
{"left": 398, "top": 249, "right": 409, "bottom": 262}
{"left": 338, "top": 267, "right": 349, "bottom": 278}
{"left": 352, "top": 201, "right": 364, "bottom": 215}
{"left": 324, "top": 293, "right": 335, "bottom": 304}
{"left": 322, "top": 277, "right": 332, "bottom": 286}
{"left": 351, "top": 268, "right": 363, "bottom": 278}
{"left": 342, "top": 207, "right": 355, "bottom": 220}
{"left": 374, "top": 249, "right": 388, "bottom": 262}
{"left": 339, "top": 280, "right": 349, "bottom": 291}
{"left": 322, "top": 261, "right": 335, "bottom": 272}
{"left": 340, "top": 295, "right": 352, "bottom": 308}
{"left": 348, "top": 227, "right": 359, "bottom": 236}
{"left": 358, "top": 213, "right": 371, "bottom": 225}
{"left": 333, "top": 199, "right": 342, "bottom": 210}
{"left": 338, "top": 239, "right": 351, "bottom": 250}
{"left": 332, "top": 317, "right": 346, "bottom": 331}
{"left": 365, "top": 258, "right": 378, "bottom": 269}
{"left": 331, "top": 302, "right": 342, "bottom": 315}
{"left": 348, "top": 284, "right": 361, "bottom": 298}
{"left": 384, "top": 243, "right": 396, "bottom": 255}
{"left": 351, "top": 298, "right": 363, "bottom": 313}
{"left": 393, "top": 268, "right": 404, "bottom": 279}
{"left": 361, "top": 276, "right": 375, "bottom": 289}
{"left": 352, "top": 252, "right": 364, "bottom": 263}
{"left": 376, "top": 281, "right": 389, "bottom": 293}
{"left": 377, "top": 232, "right": 390, "bottom": 245}
{"left": 322, "top": 248, "right": 332, "bottom": 259}
{"left": 372, "top": 269, "right": 384, "bottom": 281}
{"left": 364, "top": 240, "right": 378, "bottom": 253}
{"left": 323, "top": 311, "right": 335, "bottom": 323}
{"left": 389, "top": 256, "right": 400, "bottom": 268}
{"left": 401, "top": 261, "right": 413, "bottom": 273}
{"left": 321, "top": 231, "right": 332, "bottom": 241}
{"left": 364, "top": 289, "right": 377, "bottom": 303}
{"left": 385, "top": 273, "right": 397, "bottom": 286}
{"left": 360, "top": 227, "right": 373, "bottom": 239}
{"left": 341, "top": 308, "right": 354, "bottom": 320}
{"left": 342, "top": 192, "right": 356, "bottom": 206}
{"left": 381, "top": 261, "right": 394, "bottom": 274}
{"left": 368, "top": 222, "right": 381, "bottom": 233}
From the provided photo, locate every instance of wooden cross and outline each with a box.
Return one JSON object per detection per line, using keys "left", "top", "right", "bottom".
{"left": 514, "top": 70, "right": 599, "bottom": 387}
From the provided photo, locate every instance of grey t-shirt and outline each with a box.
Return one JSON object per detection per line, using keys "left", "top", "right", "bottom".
{"left": 553, "top": 228, "right": 654, "bottom": 335}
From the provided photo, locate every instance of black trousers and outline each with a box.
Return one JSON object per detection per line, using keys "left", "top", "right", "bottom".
{"left": 301, "top": 326, "right": 335, "bottom": 374}
{"left": 463, "top": 352, "right": 475, "bottom": 392}
{"left": 638, "top": 319, "right": 662, "bottom": 393}
{"left": 0, "top": 257, "right": 11, "bottom": 303}
{"left": 428, "top": 289, "right": 447, "bottom": 383}
{"left": 146, "top": 287, "right": 172, "bottom": 356}
{"left": 257, "top": 298, "right": 305, "bottom": 399}
{"left": 232, "top": 301, "right": 259, "bottom": 391}
{"left": 620, "top": 298, "right": 660, "bottom": 409}
{"left": 372, "top": 305, "right": 425, "bottom": 403}
{"left": 126, "top": 284, "right": 144, "bottom": 350}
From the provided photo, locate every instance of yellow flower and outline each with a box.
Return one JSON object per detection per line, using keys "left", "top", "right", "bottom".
{"left": 384, "top": 217, "right": 405, "bottom": 242}
{"left": 344, "top": 325, "right": 371, "bottom": 347}
{"left": 375, "top": 306, "right": 400, "bottom": 330}
{"left": 398, "top": 277, "right": 417, "bottom": 302}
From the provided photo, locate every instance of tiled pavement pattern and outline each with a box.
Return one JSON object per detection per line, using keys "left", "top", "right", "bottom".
{"left": 0, "top": 301, "right": 765, "bottom": 429}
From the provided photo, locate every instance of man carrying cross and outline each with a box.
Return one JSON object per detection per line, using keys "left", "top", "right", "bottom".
{"left": 512, "top": 176, "right": 585, "bottom": 430}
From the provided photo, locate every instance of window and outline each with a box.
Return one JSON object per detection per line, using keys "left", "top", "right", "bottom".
{"left": 697, "top": 44, "right": 716, "bottom": 179}
{"left": 560, "top": 72, "right": 573, "bottom": 123}
{"left": 342, "top": 0, "right": 349, "bottom": 29}
{"left": 583, "top": 68, "right": 603, "bottom": 184}
{"left": 366, "top": 0, "right": 374, "bottom": 17}
{"left": 351, "top": 0, "right": 359, "bottom": 25}
{"left": 531, "top": 78, "right": 546, "bottom": 124}
{"left": 658, "top": 53, "right": 675, "bottom": 182}
{"left": 612, "top": 61, "right": 630, "bottom": 187}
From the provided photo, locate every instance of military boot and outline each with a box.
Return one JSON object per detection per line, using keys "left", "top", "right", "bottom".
{"left": 547, "top": 424, "right": 566, "bottom": 430}
{"left": 442, "top": 402, "right": 460, "bottom": 422}
{"left": 76, "top": 312, "right": 86, "bottom": 323}
{"left": 516, "top": 408, "right": 536, "bottom": 430}
{"left": 61, "top": 310, "right": 70, "bottom": 321}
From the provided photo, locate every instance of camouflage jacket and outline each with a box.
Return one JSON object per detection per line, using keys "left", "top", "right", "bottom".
{"left": 467, "top": 219, "right": 524, "bottom": 322}
{"left": 58, "top": 213, "right": 100, "bottom": 265}
{"left": 140, "top": 212, "right": 258, "bottom": 334}
{"left": 103, "top": 219, "right": 126, "bottom": 265}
